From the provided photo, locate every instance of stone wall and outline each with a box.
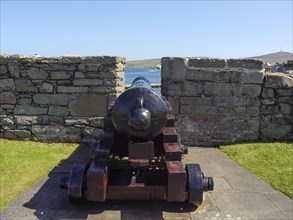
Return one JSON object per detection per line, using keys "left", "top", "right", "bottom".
{"left": 0, "top": 55, "right": 125, "bottom": 143}
{"left": 261, "top": 73, "right": 293, "bottom": 140}
{"left": 162, "top": 57, "right": 293, "bottom": 146}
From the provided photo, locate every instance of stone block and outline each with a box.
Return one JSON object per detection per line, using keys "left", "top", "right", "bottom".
{"left": 115, "top": 62, "right": 125, "bottom": 71}
{"left": 73, "top": 79, "right": 103, "bottom": 86}
{"left": 161, "top": 80, "right": 182, "bottom": 96}
{"left": 242, "top": 84, "right": 262, "bottom": 98}
{"left": 19, "top": 98, "right": 32, "bottom": 105}
{"left": 265, "top": 73, "right": 293, "bottom": 88}
{"left": 239, "top": 71, "right": 264, "bottom": 84}
{"left": 15, "top": 80, "right": 38, "bottom": 92}
{"left": 69, "top": 94, "right": 107, "bottom": 116}
{"left": 180, "top": 97, "right": 212, "bottom": 106}
{"left": 33, "top": 94, "right": 69, "bottom": 105}
{"left": 212, "top": 97, "right": 247, "bottom": 107}
{"left": 236, "top": 107, "right": 259, "bottom": 117}
{"left": 77, "top": 64, "right": 86, "bottom": 71}
{"left": 15, "top": 116, "right": 38, "bottom": 125}
{"left": 220, "top": 70, "right": 242, "bottom": 83}
{"left": 211, "top": 132, "right": 233, "bottom": 142}
{"left": 188, "top": 58, "right": 226, "bottom": 68}
{"left": 57, "top": 86, "right": 88, "bottom": 93}
{"left": 65, "top": 118, "right": 89, "bottom": 126}
{"left": 39, "top": 83, "right": 54, "bottom": 93}
{"left": 217, "top": 107, "right": 236, "bottom": 116}
{"left": 279, "top": 103, "right": 291, "bottom": 115}
{"left": 161, "top": 57, "right": 187, "bottom": 81}
{"left": 8, "top": 60, "right": 20, "bottom": 77}
{"left": 260, "top": 106, "right": 278, "bottom": 115}
{"left": 0, "top": 107, "right": 7, "bottom": 115}
{"left": 0, "top": 79, "right": 15, "bottom": 91}
{"left": 86, "top": 64, "right": 101, "bottom": 71}
{"left": 82, "top": 126, "right": 101, "bottom": 137}
{"left": 261, "top": 124, "right": 292, "bottom": 139}
{"left": 32, "top": 125, "right": 81, "bottom": 142}
{"left": 56, "top": 80, "right": 71, "bottom": 85}
{"left": 247, "top": 98, "right": 261, "bottom": 107}
{"left": 2, "top": 117, "right": 14, "bottom": 125}
{"left": 231, "top": 83, "right": 242, "bottom": 96}
{"left": 275, "top": 89, "right": 293, "bottom": 96}
{"left": 204, "top": 82, "right": 231, "bottom": 96}
{"left": 86, "top": 71, "right": 116, "bottom": 79}
{"left": 182, "top": 81, "right": 203, "bottom": 96}
{"left": 41, "top": 116, "right": 64, "bottom": 125}
{"left": 86, "top": 56, "right": 125, "bottom": 65}
{"left": 0, "top": 92, "right": 16, "bottom": 104}
{"left": 103, "top": 79, "right": 124, "bottom": 87}
{"left": 89, "top": 86, "right": 123, "bottom": 94}
{"left": 48, "top": 64, "right": 76, "bottom": 71}
{"left": 262, "top": 88, "right": 274, "bottom": 98}
{"left": 88, "top": 117, "right": 104, "bottom": 128}
{"left": 1, "top": 104, "right": 14, "bottom": 109}
{"left": 0, "top": 65, "right": 8, "bottom": 75}
{"left": 74, "top": 72, "right": 85, "bottom": 78}
{"left": 50, "top": 71, "right": 71, "bottom": 79}
{"left": 48, "top": 106, "right": 69, "bottom": 116}
{"left": 245, "top": 118, "right": 259, "bottom": 132}
{"left": 31, "top": 80, "right": 43, "bottom": 84}
{"left": 97, "top": 64, "right": 109, "bottom": 72}
{"left": 238, "top": 131, "right": 260, "bottom": 141}
{"left": 186, "top": 68, "right": 219, "bottom": 81}
{"left": 271, "top": 116, "right": 292, "bottom": 126}
{"left": 278, "top": 97, "right": 293, "bottom": 104}
{"left": 27, "top": 67, "right": 48, "bottom": 79}
{"left": 32, "top": 125, "right": 80, "bottom": 135}
{"left": 115, "top": 71, "right": 125, "bottom": 80}
{"left": 227, "top": 59, "right": 263, "bottom": 69}
{"left": 3, "top": 131, "right": 17, "bottom": 139}
{"left": 10, "top": 129, "right": 31, "bottom": 138}
{"left": 180, "top": 105, "right": 217, "bottom": 117}
{"left": 14, "top": 105, "right": 47, "bottom": 115}
{"left": 166, "top": 96, "right": 180, "bottom": 115}
{"left": 261, "top": 99, "right": 275, "bottom": 105}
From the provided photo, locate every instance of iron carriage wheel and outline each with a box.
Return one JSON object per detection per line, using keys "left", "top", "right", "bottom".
{"left": 185, "top": 164, "right": 205, "bottom": 206}
{"left": 67, "top": 164, "right": 88, "bottom": 203}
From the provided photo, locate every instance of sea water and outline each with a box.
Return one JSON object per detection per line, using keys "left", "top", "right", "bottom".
{"left": 125, "top": 67, "right": 161, "bottom": 94}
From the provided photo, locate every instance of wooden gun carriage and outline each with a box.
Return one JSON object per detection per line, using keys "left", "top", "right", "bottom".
{"left": 60, "top": 77, "right": 213, "bottom": 206}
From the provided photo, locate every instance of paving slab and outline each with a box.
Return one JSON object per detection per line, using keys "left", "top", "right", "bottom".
{"left": 1, "top": 146, "right": 292, "bottom": 220}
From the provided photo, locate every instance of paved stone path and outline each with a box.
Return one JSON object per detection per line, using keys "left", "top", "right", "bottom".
{"left": 1, "top": 145, "right": 292, "bottom": 220}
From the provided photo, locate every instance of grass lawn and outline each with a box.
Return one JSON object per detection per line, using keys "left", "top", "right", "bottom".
{"left": 0, "top": 139, "right": 79, "bottom": 211}
{"left": 220, "top": 142, "right": 293, "bottom": 199}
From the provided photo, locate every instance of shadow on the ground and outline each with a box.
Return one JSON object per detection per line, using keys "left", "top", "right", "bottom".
{"left": 23, "top": 144, "right": 197, "bottom": 220}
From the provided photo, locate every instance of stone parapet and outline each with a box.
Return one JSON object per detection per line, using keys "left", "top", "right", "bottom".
{"left": 162, "top": 57, "right": 292, "bottom": 146}
{"left": 260, "top": 73, "right": 293, "bottom": 140}
{"left": 0, "top": 55, "right": 125, "bottom": 143}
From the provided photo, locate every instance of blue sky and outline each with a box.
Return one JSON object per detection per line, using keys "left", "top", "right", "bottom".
{"left": 1, "top": 0, "right": 292, "bottom": 60}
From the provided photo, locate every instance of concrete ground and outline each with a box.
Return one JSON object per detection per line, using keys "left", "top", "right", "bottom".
{"left": 1, "top": 145, "right": 292, "bottom": 220}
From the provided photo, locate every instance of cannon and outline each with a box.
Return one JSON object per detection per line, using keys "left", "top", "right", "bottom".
{"left": 60, "top": 77, "right": 213, "bottom": 206}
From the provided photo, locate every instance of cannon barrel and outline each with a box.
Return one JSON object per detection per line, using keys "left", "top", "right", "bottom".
{"left": 112, "top": 77, "right": 167, "bottom": 141}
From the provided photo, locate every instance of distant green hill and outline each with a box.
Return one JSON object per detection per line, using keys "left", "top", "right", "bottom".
{"left": 126, "top": 51, "right": 293, "bottom": 67}
{"left": 126, "top": 59, "right": 161, "bottom": 67}
{"left": 248, "top": 51, "right": 292, "bottom": 65}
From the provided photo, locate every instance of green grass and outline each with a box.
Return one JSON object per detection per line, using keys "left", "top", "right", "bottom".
{"left": 220, "top": 142, "right": 293, "bottom": 199}
{"left": 127, "top": 59, "right": 161, "bottom": 67}
{"left": 0, "top": 139, "right": 79, "bottom": 211}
